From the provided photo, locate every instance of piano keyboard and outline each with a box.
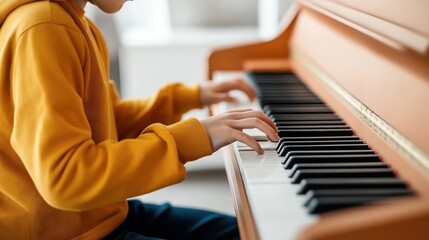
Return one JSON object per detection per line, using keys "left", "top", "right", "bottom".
{"left": 222, "top": 72, "right": 415, "bottom": 239}
{"left": 250, "top": 72, "right": 414, "bottom": 213}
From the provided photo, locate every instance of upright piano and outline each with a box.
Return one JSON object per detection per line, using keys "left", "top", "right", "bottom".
{"left": 208, "top": 1, "right": 429, "bottom": 239}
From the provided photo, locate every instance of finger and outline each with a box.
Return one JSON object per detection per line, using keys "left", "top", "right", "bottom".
{"left": 216, "top": 93, "right": 239, "bottom": 103}
{"left": 231, "top": 110, "right": 278, "bottom": 133}
{"left": 232, "top": 79, "right": 256, "bottom": 101}
{"left": 231, "top": 130, "right": 263, "bottom": 154}
{"left": 230, "top": 118, "right": 280, "bottom": 142}
{"left": 220, "top": 79, "right": 256, "bottom": 101}
{"left": 225, "top": 96, "right": 239, "bottom": 103}
{"left": 226, "top": 108, "right": 254, "bottom": 113}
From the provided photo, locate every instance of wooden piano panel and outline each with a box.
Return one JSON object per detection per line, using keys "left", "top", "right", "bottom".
{"left": 290, "top": 5, "right": 429, "bottom": 160}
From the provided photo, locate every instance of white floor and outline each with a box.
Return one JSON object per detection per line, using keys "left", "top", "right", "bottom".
{"left": 134, "top": 151, "right": 236, "bottom": 216}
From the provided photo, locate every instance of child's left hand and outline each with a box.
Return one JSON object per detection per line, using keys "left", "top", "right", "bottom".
{"left": 199, "top": 78, "right": 256, "bottom": 106}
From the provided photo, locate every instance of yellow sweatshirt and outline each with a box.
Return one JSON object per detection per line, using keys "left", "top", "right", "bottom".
{"left": 0, "top": 0, "right": 213, "bottom": 239}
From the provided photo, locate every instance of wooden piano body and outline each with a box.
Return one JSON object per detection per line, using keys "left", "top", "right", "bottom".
{"left": 208, "top": 0, "right": 429, "bottom": 239}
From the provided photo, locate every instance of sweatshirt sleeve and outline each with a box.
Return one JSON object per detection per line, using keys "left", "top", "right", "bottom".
{"left": 10, "top": 23, "right": 212, "bottom": 211}
{"left": 109, "top": 81, "right": 205, "bottom": 140}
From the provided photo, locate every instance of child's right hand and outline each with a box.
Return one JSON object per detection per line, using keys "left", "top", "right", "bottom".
{"left": 200, "top": 109, "right": 280, "bottom": 154}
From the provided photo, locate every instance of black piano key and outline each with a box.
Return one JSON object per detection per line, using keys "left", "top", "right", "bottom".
{"left": 260, "top": 93, "right": 317, "bottom": 98}
{"left": 280, "top": 140, "right": 363, "bottom": 145}
{"left": 265, "top": 107, "right": 332, "bottom": 115}
{"left": 275, "top": 121, "right": 346, "bottom": 127}
{"left": 306, "top": 188, "right": 414, "bottom": 199}
{"left": 275, "top": 136, "right": 361, "bottom": 151}
{"left": 253, "top": 82, "right": 306, "bottom": 87}
{"left": 304, "top": 189, "right": 414, "bottom": 211}
{"left": 277, "top": 140, "right": 364, "bottom": 154}
{"left": 291, "top": 168, "right": 395, "bottom": 184}
{"left": 289, "top": 162, "right": 388, "bottom": 178}
{"left": 297, "top": 178, "right": 407, "bottom": 195}
{"left": 279, "top": 144, "right": 370, "bottom": 157}
{"left": 277, "top": 125, "right": 349, "bottom": 130}
{"left": 261, "top": 98, "right": 323, "bottom": 105}
{"left": 252, "top": 81, "right": 311, "bottom": 88}
{"left": 256, "top": 80, "right": 307, "bottom": 84}
{"left": 276, "top": 140, "right": 364, "bottom": 154}
{"left": 255, "top": 82, "right": 308, "bottom": 87}
{"left": 253, "top": 75, "right": 303, "bottom": 80}
{"left": 255, "top": 79, "right": 306, "bottom": 84}
{"left": 278, "top": 129, "right": 353, "bottom": 138}
{"left": 257, "top": 86, "right": 312, "bottom": 90}
{"left": 249, "top": 72, "right": 415, "bottom": 216}
{"left": 254, "top": 78, "right": 307, "bottom": 83}
{"left": 257, "top": 89, "right": 313, "bottom": 95}
{"left": 272, "top": 114, "right": 341, "bottom": 121}
{"left": 254, "top": 77, "right": 306, "bottom": 82}
{"left": 264, "top": 104, "right": 327, "bottom": 110}
{"left": 256, "top": 80, "right": 307, "bottom": 83}
{"left": 303, "top": 189, "right": 412, "bottom": 208}
{"left": 263, "top": 104, "right": 328, "bottom": 112}
{"left": 306, "top": 196, "right": 399, "bottom": 214}
{"left": 258, "top": 86, "right": 312, "bottom": 90}
{"left": 283, "top": 149, "right": 374, "bottom": 164}
{"left": 284, "top": 154, "right": 380, "bottom": 169}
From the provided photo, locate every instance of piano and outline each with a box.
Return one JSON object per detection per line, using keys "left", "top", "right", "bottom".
{"left": 207, "top": 1, "right": 429, "bottom": 239}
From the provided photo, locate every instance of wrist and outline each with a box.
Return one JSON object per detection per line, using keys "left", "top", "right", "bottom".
{"left": 198, "top": 83, "right": 209, "bottom": 107}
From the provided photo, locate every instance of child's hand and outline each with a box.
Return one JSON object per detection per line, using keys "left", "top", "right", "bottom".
{"left": 199, "top": 79, "right": 256, "bottom": 106}
{"left": 200, "top": 109, "right": 280, "bottom": 154}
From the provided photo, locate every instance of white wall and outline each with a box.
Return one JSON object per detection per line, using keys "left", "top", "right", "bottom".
{"left": 116, "top": 0, "right": 293, "bottom": 98}
{"left": 169, "top": 0, "right": 258, "bottom": 27}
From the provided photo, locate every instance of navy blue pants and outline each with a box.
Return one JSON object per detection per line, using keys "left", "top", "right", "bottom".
{"left": 102, "top": 200, "right": 240, "bottom": 240}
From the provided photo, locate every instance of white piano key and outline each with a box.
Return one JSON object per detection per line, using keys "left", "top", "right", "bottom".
{"left": 218, "top": 97, "right": 262, "bottom": 112}
{"left": 243, "top": 128, "right": 268, "bottom": 141}
{"left": 247, "top": 183, "right": 317, "bottom": 240}
{"left": 243, "top": 169, "right": 290, "bottom": 183}
{"left": 239, "top": 150, "right": 282, "bottom": 161}
{"left": 217, "top": 97, "right": 261, "bottom": 114}
{"left": 238, "top": 150, "right": 288, "bottom": 183}
{"left": 238, "top": 141, "right": 278, "bottom": 151}
{"left": 240, "top": 160, "right": 282, "bottom": 168}
{"left": 234, "top": 144, "right": 318, "bottom": 239}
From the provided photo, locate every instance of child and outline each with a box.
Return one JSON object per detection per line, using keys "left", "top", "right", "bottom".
{"left": 0, "top": 0, "right": 279, "bottom": 239}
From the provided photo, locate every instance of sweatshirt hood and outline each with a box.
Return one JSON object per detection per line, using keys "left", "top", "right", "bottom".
{"left": 0, "top": 0, "right": 67, "bottom": 26}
